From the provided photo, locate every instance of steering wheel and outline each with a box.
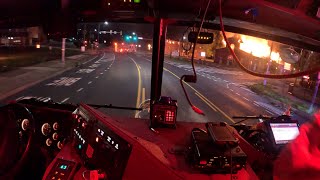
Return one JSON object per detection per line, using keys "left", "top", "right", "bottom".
{"left": 0, "top": 103, "right": 35, "bottom": 178}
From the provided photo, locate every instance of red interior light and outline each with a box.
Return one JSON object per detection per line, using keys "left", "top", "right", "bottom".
{"left": 165, "top": 110, "right": 175, "bottom": 122}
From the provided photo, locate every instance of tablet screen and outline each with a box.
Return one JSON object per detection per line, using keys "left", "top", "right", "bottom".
{"left": 270, "top": 123, "right": 299, "bottom": 145}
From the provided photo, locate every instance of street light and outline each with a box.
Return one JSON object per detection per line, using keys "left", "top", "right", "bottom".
{"left": 132, "top": 32, "right": 136, "bottom": 35}
{"left": 98, "top": 22, "right": 109, "bottom": 43}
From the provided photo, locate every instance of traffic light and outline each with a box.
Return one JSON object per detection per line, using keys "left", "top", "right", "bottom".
{"left": 124, "top": 35, "right": 138, "bottom": 42}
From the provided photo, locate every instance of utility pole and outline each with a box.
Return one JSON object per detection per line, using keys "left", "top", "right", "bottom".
{"left": 62, "top": 38, "right": 66, "bottom": 64}
{"left": 263, "top": 42, "right": 273, "bottom": 86}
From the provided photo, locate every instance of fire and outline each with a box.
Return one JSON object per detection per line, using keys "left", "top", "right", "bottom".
{"left": 270, "top": 52, "right": 282, "bottom": 63}
{"left": 239, "top": 35, "right": 270, "bottom": 58}
{"left": 239, "top": 35, "right": 282, "bottom": 62}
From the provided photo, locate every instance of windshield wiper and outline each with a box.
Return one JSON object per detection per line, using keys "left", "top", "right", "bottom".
{"left": 88, "top": 104, "right": 142, "bottom": 111}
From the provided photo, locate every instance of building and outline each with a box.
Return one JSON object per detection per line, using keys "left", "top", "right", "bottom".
{"left": 0, "top": 26, "right": 46, "bottom": 46}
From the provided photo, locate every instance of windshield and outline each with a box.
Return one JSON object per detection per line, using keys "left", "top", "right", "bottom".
{"left": 0, "top": 23, "right": 319, "bottom": 126}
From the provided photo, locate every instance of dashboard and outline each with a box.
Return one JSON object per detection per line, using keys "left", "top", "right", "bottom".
{"left": 71, "top": 106, "right": 132, "bottom": 180}
{"left": 43, "top": 104, "right": 258, "bottom": 180}
{"left": 22, "top": 104, "right": 75, "bottom": 154}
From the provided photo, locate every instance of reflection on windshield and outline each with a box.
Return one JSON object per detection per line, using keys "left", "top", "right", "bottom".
{"left": 0, "top": 23, "right": 319, "bottom": 126}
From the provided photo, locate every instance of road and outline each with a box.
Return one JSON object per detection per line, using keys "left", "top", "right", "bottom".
{"left": 0, "top": 51, "right": 304, "bottom": 124}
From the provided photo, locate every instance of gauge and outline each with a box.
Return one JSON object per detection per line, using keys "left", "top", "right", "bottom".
{"left": 52, "top": 132, "right": 59, "bottom": 140}
{"left": 46, "top": 138, "right": 53, "bottom": 146}
{"left": 41, "top": 123, "right": 51, "bottom": 136}
{"left": 21, "top": 119, "right": 30, "bottom": 131}
{"left": 53, "top": 122, "right": 59, "bottom": 130}
{"left": 57, "top": 141, "right": 63, "bottom": 149}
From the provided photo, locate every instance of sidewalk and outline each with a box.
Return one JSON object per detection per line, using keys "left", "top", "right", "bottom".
{"left": 0, "top": 52, "right": 99, "bottom": 101}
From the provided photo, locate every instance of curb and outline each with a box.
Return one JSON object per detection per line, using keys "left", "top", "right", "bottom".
{"left": 0, "top": 55, "right": 99, "bottom": 101}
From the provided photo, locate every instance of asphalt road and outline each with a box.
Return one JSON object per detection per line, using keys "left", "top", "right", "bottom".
{"left": 1, "top": 51, "right": 304, "bottom": 124}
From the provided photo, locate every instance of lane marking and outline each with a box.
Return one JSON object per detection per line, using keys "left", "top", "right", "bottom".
{"left": 88, "top": 81, "right": 92, "bottom": 84}
{"left": 163, "top": 68, "right": 234, "bottom": 123}
{"left": 195, "top": 92, "right": 217, "bottom": 112}
{"left": 95, "top": 76, "right": 99, "bottom": 79}
{"left": 16, "top": 96, "right": 25, "bottom": 100}
{"left": 77, "top": 88, "right": 84, "bottom": 92}
{"left": 243, "top": 97, "right": 250, "bottom": 101}
{"left": 253, "top": 103, "right": 260, "bottom": 107}
{"left": 60, "top": 97, "right": 70, "bottom": 103}
{"left": 129, "top": 57, "right": 142, "bottom": 118}
{"left": 82, "top": 55, "right": 100, "bottom": 64}
{"left": 224, "top": 80, "right": 229, "bottom": 83}
{"left": 104, "top": 70, "right": 107, "bottom": 72}
{"left": 100, "top": 72, "right": 104, "bottom": 75}
{"left": 76, "top": 69, "right": 95, "bottom": 74}
{"left": 230, "top": 89, "right": 234, "bottom": 92}
{"left": 266, "top": 110, "right": 275, "bottom": 115}
{"left": 236, "top": 93, "right": 240, "bottom": 96}
{"left": 46, "top": 77, "right": 81, "bottom": 86}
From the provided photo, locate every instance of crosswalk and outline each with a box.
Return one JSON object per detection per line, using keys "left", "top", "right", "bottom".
{"left": 16, "top": 96, "right": 52, "bottom": 102}
{"left": 165, "top": 61, "right": 243, "bottom": 76}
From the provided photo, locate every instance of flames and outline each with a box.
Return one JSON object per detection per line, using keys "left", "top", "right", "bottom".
{"left": 238, "top": 35, "right": 282, "bottom": 63}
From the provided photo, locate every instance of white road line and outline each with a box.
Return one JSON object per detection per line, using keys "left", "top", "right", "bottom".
{"left": 253, "top": 103, "right": 260, "bottom": 107}
{"left": 243, "top": 97, "right": 250, "bottom": 101}
{"left": 60, "top": 97, "right": 70, "bottom": 103}
{"left": 95, "top": 76, "right": 99, "bottom": 79}
{"left": 224, "top": 80, "right": 229, "bottom": 83}
{"left": 82, "top": 55, "right": 99, "bottom": 64}
{"left": 88, "top": 81, "right": 92, "bottom": 84}
{"left": 266, "top": 110, "right": 275, "bottom": 115}
{"left": 236, "top": 93, "right": 240, "bottom": 96}
{"left": 100, "top": 73, "right": 103, "bottom": 75}
{"left": 104, "top": 70, "right": 107, "bottom": 72}
{"left": 77, "top": 88, "right": 84, "bottom": 92}
{"left": 16, "top": 96, "right": 24, "bottom": 100}
{"left": 230, "top": 89, "right": 234, "bottom": 91}
{"left": 107, "top": 68, "right": 109, "bottom": 70}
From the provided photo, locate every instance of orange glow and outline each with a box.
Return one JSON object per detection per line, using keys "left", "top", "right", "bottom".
{"left": 230, "top": 44, "right": 235, "bottom": 50}
{"left": 270, "top": 52, "right": 282, "bottom": 63}
{"left": 239, "top": 35, "right": 282, "bottom": 62}
{"left": 284, "top": 62, "right": 291, "bottom": 70}
{"left": 114, "top": 42, "right": 117, "bottom": 46}
{"left": 239, "top": 35, "right": 270, "bottom": 58}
